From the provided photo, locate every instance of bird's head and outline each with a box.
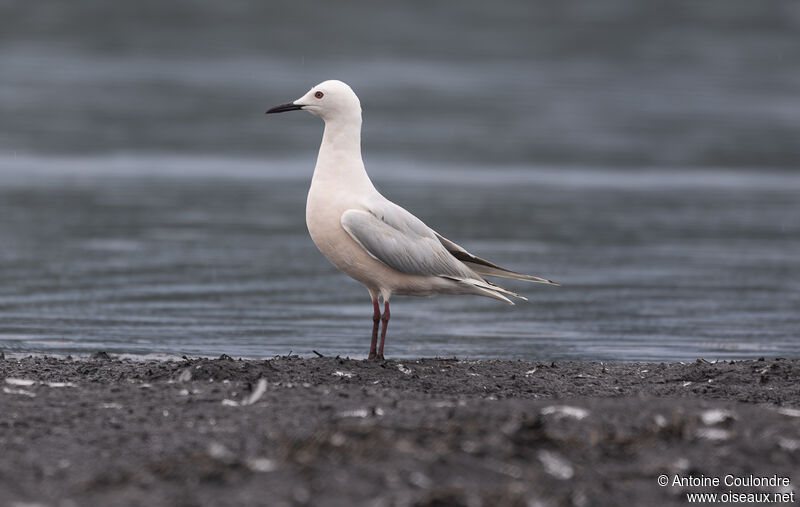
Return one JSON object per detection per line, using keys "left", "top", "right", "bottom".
{"left": 266, "top": 80, "right": 361, "bottom": 123}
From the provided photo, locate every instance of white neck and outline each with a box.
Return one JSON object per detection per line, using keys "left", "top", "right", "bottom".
{"left": 311, "top": 115, "right": 375, "bottom": 194}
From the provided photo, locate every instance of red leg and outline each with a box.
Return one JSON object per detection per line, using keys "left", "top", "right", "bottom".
{"left": 368, "top": 299, "right": 380, "bottom": 359}
{"left": 377, "top": 301, "right": 390, "bottom": 360}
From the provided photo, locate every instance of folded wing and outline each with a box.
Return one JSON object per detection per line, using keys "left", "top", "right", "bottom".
{"left": 340, "top": 207, "right": 473, "bottom": 279}
{"left": 340, "top": 197, "right": 557, "bottom": 303}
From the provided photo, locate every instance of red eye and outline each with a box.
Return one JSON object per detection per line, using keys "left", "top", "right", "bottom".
{"left": 314, "top": 91, "right": 324, "bottom": 99}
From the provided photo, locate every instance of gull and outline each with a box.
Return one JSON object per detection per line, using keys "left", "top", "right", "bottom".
{"left": 267, "top": 80, "right": 558, "bottom": 360}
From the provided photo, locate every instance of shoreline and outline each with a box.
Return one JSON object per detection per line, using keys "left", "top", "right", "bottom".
{"left": 2, "top": 355, "right": 798, "bottom": 506}
{"left": 1, "top": 349, "right": 789, "bottom": 364}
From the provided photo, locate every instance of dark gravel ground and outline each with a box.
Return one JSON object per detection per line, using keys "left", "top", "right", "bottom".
{"left": 1, "top": 354, "right": 799, "bottom": 507}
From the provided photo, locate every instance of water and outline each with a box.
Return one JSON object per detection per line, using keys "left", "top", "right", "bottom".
{"left": 1, "top": 159, "right": 798, "bottom": 361}
{"left": 1, "top": 0, "right": 799, "bottom": 361}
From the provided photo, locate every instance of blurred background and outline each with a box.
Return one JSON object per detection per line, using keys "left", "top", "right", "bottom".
{"left": 1, "top": 0, "right": 798, "bottom": 361}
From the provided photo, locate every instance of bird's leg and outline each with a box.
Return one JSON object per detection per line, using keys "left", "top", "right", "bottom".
{"left": 376, "top": 301, "right": 390, "bottom": 360}
{"left": 368, "top": 299, "right": 380, "bottom": 360}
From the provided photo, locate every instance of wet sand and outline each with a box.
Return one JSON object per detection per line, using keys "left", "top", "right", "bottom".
{"left": 1, "top": 354, "right": 798, "bottom": 506}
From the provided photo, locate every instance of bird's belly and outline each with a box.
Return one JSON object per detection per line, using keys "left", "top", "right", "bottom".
{"left": 306, "top": 212, "right": 363, "bottom": 274}
{"left": 305, "top": 198, "right": 386, "bottom": 289}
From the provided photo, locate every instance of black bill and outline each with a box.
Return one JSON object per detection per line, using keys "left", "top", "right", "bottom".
{"left": 266, "top": 102, "right": 304, "bottom": 114}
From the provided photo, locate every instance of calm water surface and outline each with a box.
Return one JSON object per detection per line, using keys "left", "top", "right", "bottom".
{"left": 1, "top": 0, "right": 799, "bottom": 360}
{"left": 1, "top": 159, "right": 798, "bottom": 361}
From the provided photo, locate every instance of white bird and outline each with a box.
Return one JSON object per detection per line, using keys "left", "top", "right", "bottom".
{"left": 267, "top": 80, "right": 558, "bottom": 360}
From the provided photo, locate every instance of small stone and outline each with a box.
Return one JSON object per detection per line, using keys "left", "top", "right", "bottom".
{"left": 700, "top": 409, "right": 736, "bottom": 426}
{"left": 538, "top": 450, "right": 574, "bottom": 480}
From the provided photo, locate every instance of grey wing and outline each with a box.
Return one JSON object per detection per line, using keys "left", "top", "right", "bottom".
{"left": 340, "top": 206, "right": 473, "bottom": 279}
